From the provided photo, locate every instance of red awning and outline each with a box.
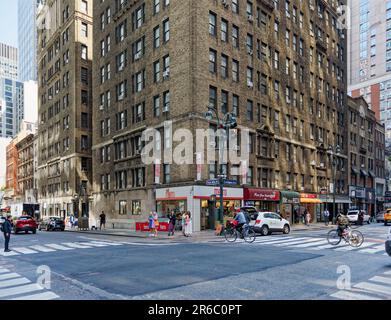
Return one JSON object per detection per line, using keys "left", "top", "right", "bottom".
{"left": 243, "top": 188, "right": 280, "bottom": 201}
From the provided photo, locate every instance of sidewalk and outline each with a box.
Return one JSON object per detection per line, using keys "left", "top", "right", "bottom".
{"left": 65, "top": 223, "right": 335, "bottom": 241}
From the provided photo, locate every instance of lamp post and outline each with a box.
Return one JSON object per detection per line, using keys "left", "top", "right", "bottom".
{"left": 328, "top": 145, "right": 341, "bottom": 224}
{"left": 205, "top": 107, "right": 237, "bottom": 227}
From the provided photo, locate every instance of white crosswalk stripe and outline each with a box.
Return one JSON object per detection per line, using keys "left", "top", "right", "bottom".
{"left": 330, "top": 290, "right": 381, "bottom": 300}
{"left": 354, "top": 282, "right": 391, "bottom": 296}
{"left": 12, "top": 247, "right": 38, "bottom": 254}
{"left": 256, "top": 237, "right": 309, "bottom": 245}
{"left": 0, "top": 251, "right": 19, "bottom": 257}
{"left": 61, "top": 242, "right": 93, "bottom": 249}
{"left": 359, "top": 244, "right": 385, "bottom": 254}
{"left": 334, "top": 242, "right": 374, "bottom": 251}
{"left": 274, "top": 238, "right": 323, "bottom": 247}
{"left": 29, "top": 245, "right": 56, "bottom": 253}
{"left": 44, "top": 243, "right": 75, "bottom": 251}
{"left": 0, "top": 270, "right": 59, "bottom": 300}
{"left": 290, "top": 240, "right": 329, "bottom": 248}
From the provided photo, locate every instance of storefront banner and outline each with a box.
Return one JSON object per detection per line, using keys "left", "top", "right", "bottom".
{"left": 196, "top": 153, "right": 202, "bottom": 181}
{"left": 154, "top": 159, "right": 161, "bottom": 184}
{"left": 244, "top": 188, "right": 280, "bottom": 201}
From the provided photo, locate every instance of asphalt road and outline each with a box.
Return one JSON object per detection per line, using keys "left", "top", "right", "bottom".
{"left": 0, "top": 223, "right": 390, "bottom": 300}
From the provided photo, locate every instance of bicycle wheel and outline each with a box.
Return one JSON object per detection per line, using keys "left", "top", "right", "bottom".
{"left": 243, "top": 227, "right": 256, "bottom": 243}
{"left": 224, "top": 228, "right": 237, "bottom": 242}
{"left": 349, "top": 230, "right": 364, "bottom": 247}
{"left": 327, "top": 229, "right": 342, "bottom": 246}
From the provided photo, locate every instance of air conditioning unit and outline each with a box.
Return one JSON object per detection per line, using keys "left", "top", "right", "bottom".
{"left": 320, "top": 162, "right": 325, "bottom": 168}
{"left": 163, "top": 106, "right": 169, "bottom": 113}
{"left": 163, "top": 69, "right": 170, "bottom": 79}
{"left": 248, "top": 15, "right": 254, "bottom": 22}
{"left": 99, "top": 105, "right": 104, "bottom": 110}
{"left": 247, "top": 81, "right": 254, "bottom": 88}
{"left": 135, "top": 52, "right": 142, "bottom": 60}
{"left": 310, "top": 160, "right": 316, "bottom": 166}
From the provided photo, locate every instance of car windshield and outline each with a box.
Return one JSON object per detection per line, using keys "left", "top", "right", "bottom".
{"left": 50, "top": 217, "right": 61, "bottom": 220}
{"left": 18, "top": 216, "right": 33, "bottom": 220}
{"left": 348, "top": 211, "right": 358, "bottom": 215}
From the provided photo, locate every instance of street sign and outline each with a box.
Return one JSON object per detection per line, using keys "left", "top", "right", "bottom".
{"left": 223, "top": 179, "right": 238, "bottom": 185}
{"left": 206, "top": 179, "right": 238, "bottom": 186}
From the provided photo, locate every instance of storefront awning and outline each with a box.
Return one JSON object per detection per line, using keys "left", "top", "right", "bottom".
{"left": 300, "top": 198, "right": 323, "bottom": 204}
{"left": 243, "top": 188, "right": 280, "bottom": 201}
{"left": 280, "top": 191, "right": 300, "bottom": 204}
{"left": 360, "top": 169, "right": 368, "bottom": 177}
{"left": 369, "top": 171, "right": 375, "bottom": 178}
{"left": 351, "top": 167, "right": 359, "bottom": 175}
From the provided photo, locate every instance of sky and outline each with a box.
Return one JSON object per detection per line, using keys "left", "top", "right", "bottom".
{"left": 0, "top": 0, "right": 18, "bottom": 48}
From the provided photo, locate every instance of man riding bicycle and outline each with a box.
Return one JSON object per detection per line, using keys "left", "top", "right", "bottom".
{"left": 336, "top": 211, "right": 349, "bottom": 237}
{"left": 234, "top": 210, "right": 248, "bottom": 235}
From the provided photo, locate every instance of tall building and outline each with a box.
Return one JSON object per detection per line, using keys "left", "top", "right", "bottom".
{"left": 92, "top": 0, "right": 348, "bottom": 230}
{"left": 37, "top": 0, "right": 93, "bottom": 218}
{"left": 0, "top": 78, "right": 23, "bottom": 138}
{"left": 348, "top": 0, "right": 391, "bottom": 146}
{"left": 18, "top": 0, "right": 41, "bottom": 82}
{"left": 0, "top": 43, "right": 18, "bottom": 81}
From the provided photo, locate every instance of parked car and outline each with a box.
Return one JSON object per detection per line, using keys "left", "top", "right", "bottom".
{"left": 376, "top": 211, "right": 386, "bottom": 223}
{"left": 385, "top": 227, "right": 391, "bottom": 257}
{"left": 13, "top": 216, "right": 38, "bottom": 234}
{"left": 250, "top": 212, "right": 291, "bottom": 236}
{"left": 384, "top": 209, "right": 391, "bottom": 226}
{"left": 239, "top": 206, "right": 259, "bottom": 221}
{"left": 39, "top": 217, "right": 65, "bottom": 231}
{"left": 347, "top": 210, "right": 370, "bottom": 224}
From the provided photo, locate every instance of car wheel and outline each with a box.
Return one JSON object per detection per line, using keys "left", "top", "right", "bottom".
{"left": 32, "top": 229, "right": 36, "bottom": 234}
{"left": 385, "top": 222, "right": 388, "bottom": 226}
{"left": 283, "top": 224, "right": 290, "bottom": 234}
{"left": 260, "top": 225, "right": 269, "bottom": 236}
{"left": 367, "top": 220, "right": 370, "bottom": 224}
{"left": 61, "top": 228, "right": 65, "bottom": 231}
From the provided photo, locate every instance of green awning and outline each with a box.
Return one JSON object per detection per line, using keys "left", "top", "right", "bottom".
{"left": 280, "top": 191, "right": 300, "bottom": 204}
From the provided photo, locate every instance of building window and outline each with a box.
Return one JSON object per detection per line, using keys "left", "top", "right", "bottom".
{"left": 81, "top": 45, "right": 88, "bottom": 60}
{"left": 209, "top": 12, "right": 217, "bottom": 36}
{"left": 164, "top": 164, "right": 171, "bottom": 184}
{"left": 119, "top": 201, "right": 127, "bottom": 215}
{"left": 209, "top": 49, "right": 217, "bottom": 74}
{"left": 132, "top": 201, "right": 141, "bottom": 215}
{"left": 163, "top": 19, "right": 170, "bottom": 42}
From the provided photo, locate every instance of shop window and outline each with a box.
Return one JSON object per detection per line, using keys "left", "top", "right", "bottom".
{"left": 119, "top": 201, "right": 127, "bottom": 215}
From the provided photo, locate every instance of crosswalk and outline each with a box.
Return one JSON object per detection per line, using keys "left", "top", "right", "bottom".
{"left": 0, "top": 240, "right": 125, "bottom": 257}
{"left": 330, "top": 270, "right": 391, "bottom": 300}
{"left": 221, "top": 235, "right": 388, "bottom": 256}
{"left": 0, "top": 267, "right": 58, "bottom": 300}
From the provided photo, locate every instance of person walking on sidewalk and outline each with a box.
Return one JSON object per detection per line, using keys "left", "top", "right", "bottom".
{"left": 168, "top": 211, "right": 176, "bottom": 237}
{"left": 153, "top": 212, "right": 159, "bottom": 237}
{"left": 323, "top": 209, "right": 330, "bottom": 226}
{"left": 184, "top": 211, "right": 192, "bottom": 237}
{"left": 305, "top": 210, "right": 311, "bottom": 226}
{"left": 2, "top": 216, "right": 13, "bottom": 252}
{"left": 148, "top": 212, "right": 156, "bottom": 237}
{"left": 181, "top": 212, "right": 186, "bottom": 235}
{"left": 99, "top": 211, "right": 106, "bottom": 230}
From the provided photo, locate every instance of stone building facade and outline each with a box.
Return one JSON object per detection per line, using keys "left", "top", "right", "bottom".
{"left": 92, "top": 0, "right": 348, "bottom": 229}
{"left": 37, "top": 0, "right": 93, "bottom": 218}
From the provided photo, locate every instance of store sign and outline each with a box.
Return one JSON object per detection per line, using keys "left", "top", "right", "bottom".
{"left": 214, "top": 188, "right": 228, "bottom": 197}
{"left": 300, "top": 193, "right": 318, "bottom": 199}
{"left": 196, "top": 153, "right": 202, "bottom": 181}
{"left": 154, "top": 159, "right": 161, "bottom": 184}
{"left": 165, "top": 189, "right": 176, "bottom": 199}
{"left": 244, "top": 189, "right": 280, "bottom": 201}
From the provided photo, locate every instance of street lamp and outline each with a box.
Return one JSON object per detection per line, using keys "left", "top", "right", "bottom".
{"left": 328, "top": 145, "right": 341, "bottom": 224}
{"left": 204, "top": 106, "right": 238, "bottom": 228}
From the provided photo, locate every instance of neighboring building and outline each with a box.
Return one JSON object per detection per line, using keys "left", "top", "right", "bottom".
{"left": 0, "top": 137, "right": 12, "bottom": 188}
{"left": 92, "top": 0, "right": 348, "bottom": 230}
{"left": 19, "top": 80, "right": 38, "bottom": 125}
{"left": 4, "top": 121, "right": 37, "bottom": 216}
{"left": 375, "top": 120, "right": 386, "bottom": 212}
{"left": 0, "top": 78, "right": 24, "bottom": 138}
{"left": 347, "top": 96, "right": 379, "bottom": 215}
{"left": 347, "top": 0, "right": 391, "bottom": 146}
{"left": 37, "top": 0, "right": 93, "bottom": 218}
{"left": 18, "top": 0, "right": 41, "bottom": 82}
{"left": 0, "top": 43, "right": 18, "bottom": 81}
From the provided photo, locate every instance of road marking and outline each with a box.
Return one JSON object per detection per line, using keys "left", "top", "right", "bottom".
{"left": 309, "top": 243, "right": 345, "bottom": 250}
{"left": 0, "top": 278, "right": 31, "bottom": 288}
{"left": 0, "top": 273, "right": 22, "bottom": 281}
{"left": 88, "top": 241, "right": 123, "bottom": 246}
{"left": 274, "top": 238, "right": 323, "bottom": 247}
{"left": 0, "top": 268, "right": 10, "bottom": 274}
{"left": 0, "top": 251, "right": 19, "bottom": 257}
{"left": 12, "top": 247, "right": 38, "bottom": 254}
{"left": 251, "top": 236, "right": 294, "bottom": 243}
{"left": 330, "top": 290, "right": 381, "bottom": 300}
{"left": 10, "top": 291, "right": 59, "bottom": 300}
{"left": 82, "top": 242, "right": 110, "bottom": 247}
{"left": 29, "top": 245, "right": 56, "bottom": 253}
{"left": 62, "top": 242, "right": 93, "bottom": 249}
{"left": 358, "top": 244, "right": 385, "bottom": 254}
{"left": 289, "top": 240, "right": 329, "bottom": 248}
{"left": 0, "top": 283, "right": 43, "bottom": 298}
{"left": 384, "top": 271, "right": 391, "bottom": 275}
{"left": 45, "top": 243, "right": 75, "bottom": 251}
{"left": 334, "top": 242, "right": 374, "bottom": 251}
{"left": 256, "top": 237, "right": 308, "bottom": 245}
{"left": 354, "top": 282, "right": 391, "bottom": 295}
{"left": 370, "top": 276, "right": 391, "bottom": 285}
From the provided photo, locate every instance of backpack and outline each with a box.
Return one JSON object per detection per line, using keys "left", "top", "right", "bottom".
{"left": 0, "top": 224, "right": 3, "bottom": 232}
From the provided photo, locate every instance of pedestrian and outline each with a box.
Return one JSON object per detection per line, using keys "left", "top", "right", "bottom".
{"left": 2, "top": 215, "right": 12, "bottom": 252}
{"left": 153, "top": 212, "right": 159, "bottom": 237}
{"left": 181, "top": 211, "right": 186, "bottom": 235}
{"left": 323, "top": 209, "right": 330, "bottom": 226}
{"left": 184, "top": 211, "right": 193, "bottom": 237}
{"left": 148, "top": 212, "right": 156, "bottom": 237}
{"left": 305, "top": 210, "right": 311, "bottom": 226}
{"left": 70, "top": 214, "right": 75, "bottom": 228}
{"left": 168, "top": 211, "right": 176, "bottom": 236}
{"left": 358, "top": 210, "right": 364, "bottom": 226}
{"left": 99, "top": 211, "right": 106, "bottom": 230}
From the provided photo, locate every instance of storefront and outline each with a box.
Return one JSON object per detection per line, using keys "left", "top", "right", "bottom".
{"left": 243, "top": 188, "right": 280, "bottom": 212}
{"left": 349, "top": 186, "right": 366, "bottom": 210}
{"left": 366, "top": 188, "right": 375, "bottom": 216}
{"left": 299, "top": 193, "right": 322, "bottom": 224}
{"left": 280, "top": 191, "right": 300, "bottom": 224}
{"left": 319, "top": 194, "right": 351, "bottom": 221}
{"left": 156, "top": 186, "right": 243, "bottom": 232}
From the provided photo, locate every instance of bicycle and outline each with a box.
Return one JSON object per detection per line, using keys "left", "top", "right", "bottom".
{"left": 327, "top": 225, "right": 364, "bottom": 247}
{"left": 224, "top": 221, "right": 256, "bottom": 243}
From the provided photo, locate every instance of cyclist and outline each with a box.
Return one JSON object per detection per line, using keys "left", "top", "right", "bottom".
{"left": 336, "top": 211, "right": 349, "bottom": 237}
{"left": 234, "top": 209, "right": 247, "bottom": 235}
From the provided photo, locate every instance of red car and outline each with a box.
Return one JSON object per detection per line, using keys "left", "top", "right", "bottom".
{"left": 13, "top": 216, "right": 38, "bottom": 234}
